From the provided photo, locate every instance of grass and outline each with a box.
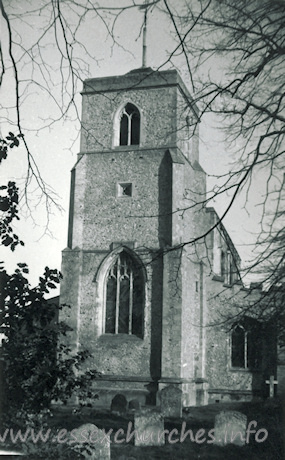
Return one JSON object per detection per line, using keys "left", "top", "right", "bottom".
{"left": 2, "top": 399, "right": 284, "bottom": 459}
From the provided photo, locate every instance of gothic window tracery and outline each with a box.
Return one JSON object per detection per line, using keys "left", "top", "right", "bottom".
{"left": 105, "top": 251, "right": 144, "bottom": 337}
{"left": 119, "top": 103, "right": 140, "bottom": 146}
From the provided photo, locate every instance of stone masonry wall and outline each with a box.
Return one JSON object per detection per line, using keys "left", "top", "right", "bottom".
{"left": 81, "top": 88, "right": 177, "bottom": 152}
{"left": 60, "top": 67, "right": 267, "bottom": 407}
{"left": 61, "top": 71, "right": 185, "bottom": 386}
{"left": 60, "top": 247, "right": 161, "bottom": 380}
{"left": 71, "top": 149, "right": 172, "bottom": 250}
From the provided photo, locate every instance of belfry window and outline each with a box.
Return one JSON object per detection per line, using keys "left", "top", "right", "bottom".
{"left": 119, "top": 103, "right": 140, "bottom": 146}
{"left": 105, "top": 251, "right": 144, "bottom": 337}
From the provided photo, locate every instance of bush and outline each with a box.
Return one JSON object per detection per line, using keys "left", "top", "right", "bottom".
{"left": 0, "top": 264, "right": 99, "bottom": 420}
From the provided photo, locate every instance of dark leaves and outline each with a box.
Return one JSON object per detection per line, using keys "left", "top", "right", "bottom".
{"left": 0, "top": 133, "right": 23, "bottom": 164}
{"left": 0, "top": 134, "right": 24, "bottom": 250}
{"left": 0, "top": 197, "right": 10, "bottom": 212}
{"left": 1, "top": 265, "right": 99, "bottom": 417}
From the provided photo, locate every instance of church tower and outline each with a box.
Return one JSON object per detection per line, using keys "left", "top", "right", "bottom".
{"left": 59, "top": 58, "right": 278, "bottom": 408}
{"left": 60, "top": 67, "right": 210, "bottom": 407}
{"left": 61, "top": 64, "right": 271, "bottom": 408}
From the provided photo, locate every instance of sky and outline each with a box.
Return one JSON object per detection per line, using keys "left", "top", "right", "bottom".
{"left": 1, "top": 0, "right": 267, "bottom": 291}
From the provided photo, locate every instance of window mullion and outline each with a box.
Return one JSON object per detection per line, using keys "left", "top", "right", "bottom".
{"left": 129, "top": 269, "right": 133, "bottom": 334}
{"left": 245, "top": 331, "right": 248, "bottom": 368}
{"left": 127, "top": 114, "right": 131, "bottom": 145}
{"left": 115, "top": 257, "right": 120, "bottom": 334}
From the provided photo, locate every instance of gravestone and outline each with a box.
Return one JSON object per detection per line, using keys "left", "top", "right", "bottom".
{"left": 110, "top": 394, "right": 127, "bottom": 415}
{"left": 214, "top": 411, "right": 247, "bottom": 446}
{"left": 134, "top": 408, "right": 165, "bottom": 446}
{"left": 69, "top": 423, "right": 110, "bottom": 460}
{"left": 128, "top": 399, "right": 141, "bottom": 412}
{"left": 160, "top": 385, "right": 182, "bottom": 418}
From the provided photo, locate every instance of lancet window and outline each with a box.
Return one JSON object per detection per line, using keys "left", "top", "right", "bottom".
{"left": 231, "top": 320, "right": 262, "bottom": 369}
{"left": 119, "top": 103, "right": 140, "bottom": 146}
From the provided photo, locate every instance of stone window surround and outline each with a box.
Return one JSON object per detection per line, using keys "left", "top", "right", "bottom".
{"left": 230, "top": 324, "right": 249, "bottom": 370}
{"left": 94, "top": 245, "right": 146, "bottom": 338}
{"left": 212, "top": 249, "right": 236, "bottom": 286}
{"left": 229, "top": 322, "right": 262, "bottom": 372}
{"left": 113, "top": 101, "right": 143, "bottom": 148}
{"left": 105, "top": 251, "right": 143, "bottom": 334}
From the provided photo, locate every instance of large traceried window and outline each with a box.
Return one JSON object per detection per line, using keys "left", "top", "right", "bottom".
{"left": 105, "top": 251, "right": 144, "bottom": 337}
{"left": 119, "top": 103, "right": 140, "bottom": 146}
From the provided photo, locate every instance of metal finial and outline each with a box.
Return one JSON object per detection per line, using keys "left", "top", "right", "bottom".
{"left": 142, "top": 8, "right": 147, "bottom": 67}
{"left": 139, "top": 1, "right": 151, "bottom": 68}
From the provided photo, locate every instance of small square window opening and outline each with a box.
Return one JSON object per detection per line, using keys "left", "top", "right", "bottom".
{"left": 118, "top": 183, "right": 132, "bottom": 197}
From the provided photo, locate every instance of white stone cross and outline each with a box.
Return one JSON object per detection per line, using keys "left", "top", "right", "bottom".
{"left": 265, "top": 375, "right": 278, "bottom": 397}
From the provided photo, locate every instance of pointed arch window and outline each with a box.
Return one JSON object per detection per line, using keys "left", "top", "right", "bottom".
{"left": 231, "top": 319, "right": 262, "bottom": 369}
{"left": 105, "top": 251, "right": 144, "bottom": 337}
{"left": 231, "top": 324, "right": 247, "bottom": 368}
{"left": 119, "top": 103, "right": 140, "bottom": 146}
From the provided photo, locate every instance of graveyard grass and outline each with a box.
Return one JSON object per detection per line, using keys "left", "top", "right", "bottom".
{"left": 3, "top": 399, "right": 283, "bottom": 459}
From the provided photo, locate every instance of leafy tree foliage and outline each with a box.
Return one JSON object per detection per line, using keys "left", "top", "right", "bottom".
{"left": 0, "top": 133, "right": 99, "bottom": 420}
{"left": 0, "top": 133, "right": 24, "bottom": 250}
{"left": 0, "top": 264, "right": 99, "bottom": 417}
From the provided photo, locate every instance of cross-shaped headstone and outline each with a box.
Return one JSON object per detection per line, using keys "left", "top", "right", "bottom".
{"left": 265, "top": 375, "right": 278, "bottom": 397}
